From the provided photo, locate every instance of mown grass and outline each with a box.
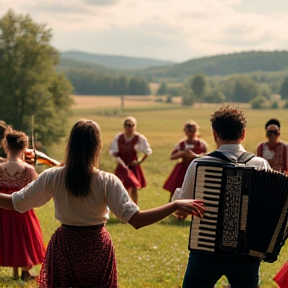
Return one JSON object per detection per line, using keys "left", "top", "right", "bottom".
{"left": 1, "top": 101, "right": 288, "bottom": 287}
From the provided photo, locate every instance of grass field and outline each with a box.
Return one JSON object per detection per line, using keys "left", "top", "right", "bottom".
{"left": 1, "top": 95, "right": 288, "bottom": 287}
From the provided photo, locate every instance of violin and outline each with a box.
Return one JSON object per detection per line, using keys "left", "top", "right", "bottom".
{"left": 24, "top": 149, "right": 61, "bottom": 167}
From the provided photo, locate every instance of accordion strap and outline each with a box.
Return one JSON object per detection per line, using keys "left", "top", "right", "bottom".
{"left": 208, "top": 151, "right": 255, "bottom": 164}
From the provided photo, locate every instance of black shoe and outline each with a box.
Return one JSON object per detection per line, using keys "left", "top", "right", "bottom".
{"left": 21, "top": 271, "right": 36, "bottom": 281}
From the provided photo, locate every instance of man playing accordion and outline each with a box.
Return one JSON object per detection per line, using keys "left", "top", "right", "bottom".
{"left": 173, "top": 106, "right": 271, "bottom": 288}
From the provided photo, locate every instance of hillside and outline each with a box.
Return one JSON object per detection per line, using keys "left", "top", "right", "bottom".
{"left": 136, "top": 50, "right": 288, "bottom": 80}
{"left": 58, "top": 58, "right": 121, "bottom": 75}
{"left": 59, "top": 50, "right": 288, "bottom": 82}
{"left": 61, "top": 51, "right": 174, "bottom": 70}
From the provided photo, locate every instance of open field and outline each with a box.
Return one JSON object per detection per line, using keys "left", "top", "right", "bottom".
{"left": 1, "top": 96, "right": 288, "bottom": 287}
{"left": 72, "top": 94, "right": 182, "bottom": 110}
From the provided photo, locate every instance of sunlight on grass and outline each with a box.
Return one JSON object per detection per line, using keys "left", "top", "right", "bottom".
{"left": 2, "top": 104, "right": 288, "bottom": 287}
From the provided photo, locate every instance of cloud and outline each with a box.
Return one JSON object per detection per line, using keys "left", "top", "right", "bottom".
{"left": 0, "top": 0, "right": 287, "bottom": 61}
{"left": 80, "top": 0, "right": 118, "bottom": 5}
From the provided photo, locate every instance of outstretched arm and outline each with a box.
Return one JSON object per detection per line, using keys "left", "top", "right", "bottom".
{"left": 128, "top": 199, "right": 204, "bottom": 230}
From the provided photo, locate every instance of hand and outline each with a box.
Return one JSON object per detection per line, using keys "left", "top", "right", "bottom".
{"left": 175, "top": 199, "right": 205, "bottom": 219}
{"left": 182, "top": 150, "right": 198, "bottom": 160}
{"left": 129, "top": 160, "right": 140, "bottom": 166}
{"left": 24, "top": 149, "right": 35, "bottom": 164}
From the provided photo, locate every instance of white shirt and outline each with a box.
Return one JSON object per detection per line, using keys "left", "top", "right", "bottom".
{"left": 12, "top": 166, "right": 139, "bottom": 225}
{"left": 109, "top": 132, "right": 152, "bottom": 156}
{"left": 172, "top": 144, "right": 271, "bottom": 200}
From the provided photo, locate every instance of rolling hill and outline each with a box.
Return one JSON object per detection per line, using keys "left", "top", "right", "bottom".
{"left": 135, "top": 50, "right": 288, "bottom": 80}
{"left": 59, "top": 50, "right": 288, "bottom": 81}
{"left": 61, "top": 51, "right": 174, "bottom": 70}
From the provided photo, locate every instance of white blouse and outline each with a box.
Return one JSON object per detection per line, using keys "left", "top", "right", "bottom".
{"left": 109, "top": 132, "right": 152, "bottom": 156}
{"left": 12, "top": 167, "right": 139, "bottom": 226}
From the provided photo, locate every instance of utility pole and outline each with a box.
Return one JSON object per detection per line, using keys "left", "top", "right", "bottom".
{"left": 120, "top": 90, "right": 124, "bottom": 111}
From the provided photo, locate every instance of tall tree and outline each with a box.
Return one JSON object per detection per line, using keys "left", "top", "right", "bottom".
{"left": 0, "top": 10, "right": 73, "bottom": 147}
{"left": 189, "top": 74, "right": 206, "bottom": 101}
{"left": 156, "top": 82, "right": 168, "bottom": 95}
{"left": 279, "top": 77, "right": 288, "bottom": 99}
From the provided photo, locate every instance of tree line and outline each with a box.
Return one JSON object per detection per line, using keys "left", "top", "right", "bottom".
{"left": 65, "top": 69, "right": 151, "bottom": 95}
{"left": 157, "top": 73, "right": 288, "bottom": 108}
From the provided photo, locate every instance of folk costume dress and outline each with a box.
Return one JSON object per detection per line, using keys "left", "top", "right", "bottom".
{"left": 11, "top": 167, "right": 139, "bottom": 288}
{"left": 0, "top": 162, "right": 45, "bottom": 268}
{"left": 109, "top": 132, "right": 152, "bottom": 190}
{"left": 163, "top": 139, "right": 207, "bottom": 195}
{"left": 256, "top": 141, "right": 288, "bottom": 173}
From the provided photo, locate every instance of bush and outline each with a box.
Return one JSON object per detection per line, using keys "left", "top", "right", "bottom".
{"left": 250, "top": 96, "right": 270, "bottom": 109}
{"left": 283, "top": 100, "right": 288, "bottom": 109}
{"left": 270, "top": 101, "right": 279, "bottom": 109}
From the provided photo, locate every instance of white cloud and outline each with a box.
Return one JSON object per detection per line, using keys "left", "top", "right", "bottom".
{"left": 0, "top": 0, "right": 287, "bottom": 61}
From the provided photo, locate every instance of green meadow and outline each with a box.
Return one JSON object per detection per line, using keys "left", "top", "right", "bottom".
{"left": 1, "top": 99, "right": 288, "bottom": 287}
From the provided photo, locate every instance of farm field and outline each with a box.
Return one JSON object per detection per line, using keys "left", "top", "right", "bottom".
{"left": 1, "top": 96, "right": 288, "bottom": 287}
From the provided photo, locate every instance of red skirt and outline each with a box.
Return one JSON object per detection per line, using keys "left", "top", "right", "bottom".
{"left": 274, "top": 261, "right": 288, "bottom": 288}
{"left": 163, "top": 162, "right": 190, "bottom": 194}
{"left": 0, "top": 208, "right": 45, "bottom": 267}
{"left": 38, "top": 224, "right": 117, "bottom": 288}
{"left": 115, "top": 164, "right": 146, "bottom": 189}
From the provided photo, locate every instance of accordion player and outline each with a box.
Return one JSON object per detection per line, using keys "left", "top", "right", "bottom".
{"left": 186, "top": 155, "right": 288, "bottom": 263}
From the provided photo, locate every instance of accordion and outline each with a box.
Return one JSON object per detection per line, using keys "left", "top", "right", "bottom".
{"left": 189, "top": 161, "right": 288, "bottom": 263}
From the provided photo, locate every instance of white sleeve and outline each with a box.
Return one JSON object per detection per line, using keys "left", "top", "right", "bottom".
{"left": 247, "top": 156, "right": 271, "bottom": 171}
{"left": 12, "top": 169, "right": 54, "bottom": 213}
{"left": 172, "top": 161, "right": 197, "bottom": 201}
{"left": 106, "top": 174, "right": 139, "bottom": 222}
{"left": 109, "top": 134, "right": 120, "bottom": 156}
{"left": 138, "top": 134, "right": 152, "bottom": 155}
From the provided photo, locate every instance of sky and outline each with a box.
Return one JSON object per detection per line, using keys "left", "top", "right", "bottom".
{"left": 0, "top": 0, "right": 288, "bottom": 62}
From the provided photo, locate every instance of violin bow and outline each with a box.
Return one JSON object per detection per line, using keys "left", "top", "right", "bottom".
{"left": 31, "top": 115, "right": 37, "bottom": 166}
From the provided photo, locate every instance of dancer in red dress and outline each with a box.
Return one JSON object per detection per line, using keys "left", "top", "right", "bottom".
{"left": 257, "top": 119, "right": 288, "bottom": 174}
{"left": 109, "top": 116, "right": 152, "bottom": 204}
{"left": 163, "top": 121, "right": 207, "bottom": 202}
{"left": 0, "top": 129, "right": 45, "bottom": 281}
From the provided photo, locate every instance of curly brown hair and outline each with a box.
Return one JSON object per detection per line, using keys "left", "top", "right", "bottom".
{"left": 3, "top": 130, "right": 28, "bottom": 154}
{"left": 210, "top": 106, "right": 247, "bottom": 141}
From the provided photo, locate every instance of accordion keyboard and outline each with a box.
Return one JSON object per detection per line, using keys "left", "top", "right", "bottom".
{"left": 189, "top": 165, "right": 223, "bottom": 252}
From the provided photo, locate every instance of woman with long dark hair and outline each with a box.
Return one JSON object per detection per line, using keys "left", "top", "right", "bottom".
{"left": 0, "top": 119, "right": 205, "bottom": 288}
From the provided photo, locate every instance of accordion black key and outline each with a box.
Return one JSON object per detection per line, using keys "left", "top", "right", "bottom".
{"left": 189, "top": 161, "right": 288, "bottom": 263}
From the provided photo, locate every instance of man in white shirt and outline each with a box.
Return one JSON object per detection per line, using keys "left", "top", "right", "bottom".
{"left": 173, "top": 106, "right": 270, "bottom": 288}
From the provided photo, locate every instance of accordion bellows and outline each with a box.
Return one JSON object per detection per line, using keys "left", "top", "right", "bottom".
{"left": 189, "top": 161, "right": 288, "bottom": 263}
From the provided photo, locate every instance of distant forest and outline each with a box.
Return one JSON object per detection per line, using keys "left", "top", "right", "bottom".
{"left": 59, "top": 50, "right": 288, "bottom": 100}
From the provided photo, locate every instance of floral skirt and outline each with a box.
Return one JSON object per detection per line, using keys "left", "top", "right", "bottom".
{"left": 38, "top": 224, "right": 117, "bottom": 288}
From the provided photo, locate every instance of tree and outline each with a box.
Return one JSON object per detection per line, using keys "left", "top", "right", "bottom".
{"left": 156, "top": 82, "right": 168, "bottom": 95}
{"left": 0, "top": 10, "right": 73, "bottom": 147}
{"left": 232, "top": 76, "right": 261, "bottom": 102}
{"left": 181, "top": 86, "right": 195, "bottom": 106}
{"left": 203, "top": 89, "right": 225, "bottom": 103}
{"left": 189, "top": 74, "right": 206, "bottom": 101}
{"left": 279, "top": 77, "right": 288, "bottom": 99}
{"left": 283, "top": 100, "right": 288, "bottom": 109}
